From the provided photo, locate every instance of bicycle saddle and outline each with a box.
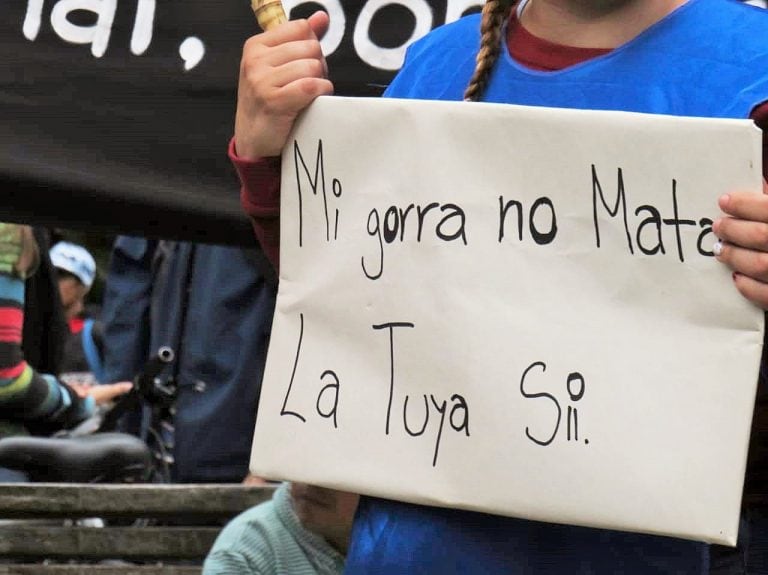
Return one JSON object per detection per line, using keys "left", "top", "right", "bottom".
{"left": 0, "top": 432, "right": 151, "bottom": 482}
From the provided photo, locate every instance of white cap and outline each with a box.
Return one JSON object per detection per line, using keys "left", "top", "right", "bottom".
{"left": 50, "top": 242, "right": 96, "bottom": 289}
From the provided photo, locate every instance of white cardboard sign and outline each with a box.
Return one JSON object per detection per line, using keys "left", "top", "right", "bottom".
{"left": 250, "top": 96, "right": 765, "bottom": 545}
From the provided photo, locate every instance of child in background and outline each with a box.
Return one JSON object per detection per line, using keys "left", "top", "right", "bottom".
{"left": 50, "top": 241, "right": 106, "bottom": 384}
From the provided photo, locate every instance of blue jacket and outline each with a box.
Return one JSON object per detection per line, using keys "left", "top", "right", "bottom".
{"left": 102, "top": 236, "right": 277, "bottom": 482}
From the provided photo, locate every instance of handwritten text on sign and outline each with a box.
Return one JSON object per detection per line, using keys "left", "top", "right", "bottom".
{"left": 250, "top": 97, "right": 764, "bottom": 545}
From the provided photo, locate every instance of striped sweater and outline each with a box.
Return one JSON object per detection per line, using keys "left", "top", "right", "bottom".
{"left": 0, "top": 223, "right": 93, "bottom": 436}
{"left": 203, "top": 482, "right": 346, "bottom": 575}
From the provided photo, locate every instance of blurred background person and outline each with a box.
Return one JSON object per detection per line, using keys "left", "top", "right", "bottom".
{"left": 0, "top": 223, "right": 131, "bottom": 480}
{"left": 50, "top": 241, "right": 96, "bottom": 323}
{"left": 49, "top": 241, "right": 106, "bottom": 385}
{"left": 203, "top": 482, "right": 359, "bottom": 574}
{"left": 101, "top": 236, "right": 277, "bottom": 483}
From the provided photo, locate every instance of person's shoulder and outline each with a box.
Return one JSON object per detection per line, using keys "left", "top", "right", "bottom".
{"left": 666, "top": 0, "right": 768, "bottom": 81}
{"left": 717, "top": 1, "right": 768, "bottom": 67}
{"left": 677, "top": 0, "right": 768, "bottom": 36}
{"left": 385, "top": 13, "right": 481, "bottom": 99}
{"left": 407, "top": 13, "right": 482, "bottom": 58}
{"left": 714, "top": 0, "right": 768, "bottom": 37}
{"left": 207, "top": 498, "right": 280, "bottom": 558}
{"left": 204, "top": 484, "right": 313, "bottom": 575}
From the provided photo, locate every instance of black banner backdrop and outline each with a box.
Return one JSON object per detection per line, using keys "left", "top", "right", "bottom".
{"left": 0, "top": 0, "right": 482, "bottom": 245}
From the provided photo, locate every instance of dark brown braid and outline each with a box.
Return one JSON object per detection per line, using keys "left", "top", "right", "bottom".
{"left": 463, "top": 0, "right": 514, "bottom": 102}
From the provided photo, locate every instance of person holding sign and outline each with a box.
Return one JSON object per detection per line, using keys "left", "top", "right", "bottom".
{"left": 230, "top": 0, "right": 768, "bottom": 572}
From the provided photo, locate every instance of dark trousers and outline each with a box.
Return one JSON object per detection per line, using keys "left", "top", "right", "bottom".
{"left": 711, "top": 508, "right": 768, "bottom": 574}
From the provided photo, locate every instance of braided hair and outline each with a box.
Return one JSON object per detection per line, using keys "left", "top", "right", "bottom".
{"left": 463, "top": 0, "right": 514, "bottom": 102}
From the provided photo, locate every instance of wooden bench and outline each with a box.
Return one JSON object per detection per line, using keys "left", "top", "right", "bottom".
{"left": 0, "top": 483, "right": 276, "bottom": 575}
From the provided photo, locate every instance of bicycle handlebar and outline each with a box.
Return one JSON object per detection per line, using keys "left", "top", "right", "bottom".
{"left": 97, "top": 347, "right": 176, "bottom": 433}
{"left": 135, "top": 346, "right": 175, "bottom": 401}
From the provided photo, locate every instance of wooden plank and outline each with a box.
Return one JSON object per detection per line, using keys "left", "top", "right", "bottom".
{"left": 0, "top": 526, "right": 219, "bottom": 560}
{"left": 0, "top": 565, "right": 201, "bottom": 575}
{"left": 0, "top": 483, "right": 275, "bottom": 519}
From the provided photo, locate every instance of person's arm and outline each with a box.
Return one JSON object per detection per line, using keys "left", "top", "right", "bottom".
{"left": 0, "top": 363, "right": 95, "bottom": 430}
{"left": 0, "top": 224, "right": 87, "bottom": 429}
{"left": 229, "top": 141, "right": 282, "bottom": 270}
{"left": 0, "top": 226, "right": 105, "bottom": 429}
{"left": 231, "top": 11, "right": 333, "bottom": 271}
{"left": 1, "top": 301, "right": 130, "bottom": 433}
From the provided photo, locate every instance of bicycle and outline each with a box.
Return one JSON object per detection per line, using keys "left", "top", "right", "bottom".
{"left": 0, "top": 346, "right": 176, "bottom": 485}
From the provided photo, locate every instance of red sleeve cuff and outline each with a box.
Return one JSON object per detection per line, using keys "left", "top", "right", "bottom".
{"left": 228, "top": 137, "right": 282, "bottom": 216}
{"left": 228, "top": 136, "right": 282, "bottom": 271}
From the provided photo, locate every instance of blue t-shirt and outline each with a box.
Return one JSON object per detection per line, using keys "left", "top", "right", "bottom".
{"left": 345, "top": 0, "right": 768, "bottom": 573}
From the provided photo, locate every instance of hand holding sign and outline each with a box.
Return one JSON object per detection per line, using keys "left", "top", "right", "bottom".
{"left": 713, "top": 180, "right": 768, "bottom": 309}
{"left": 235, "top": 9, "right": 333, "bottom": 160}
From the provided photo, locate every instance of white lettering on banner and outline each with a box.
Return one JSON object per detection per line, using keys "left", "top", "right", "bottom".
{"left": 50, "top": 0, "right": 117, "bottom": 58}
{"left": 354, "top": 0, "right": 433, "bottom": 70}
{"left": 130, "top": 0, "right": 155, "bottom": 55}
{"left": 179, "top": 36, "right": 205, "bottom": 71}
{"left": 20, "top": 0, "right": 482, "bottom": 72}
{"left": 20, "top": 0, "right": 203, "bottom": 69}
{"left": 22, "top": 0, "right": 44, "bottom": 40}
{"left": 444, "top": 0, "right": 483, "bottom": 22}
{"left": 286, "top": 0, "right": 481, "bottom": 70}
